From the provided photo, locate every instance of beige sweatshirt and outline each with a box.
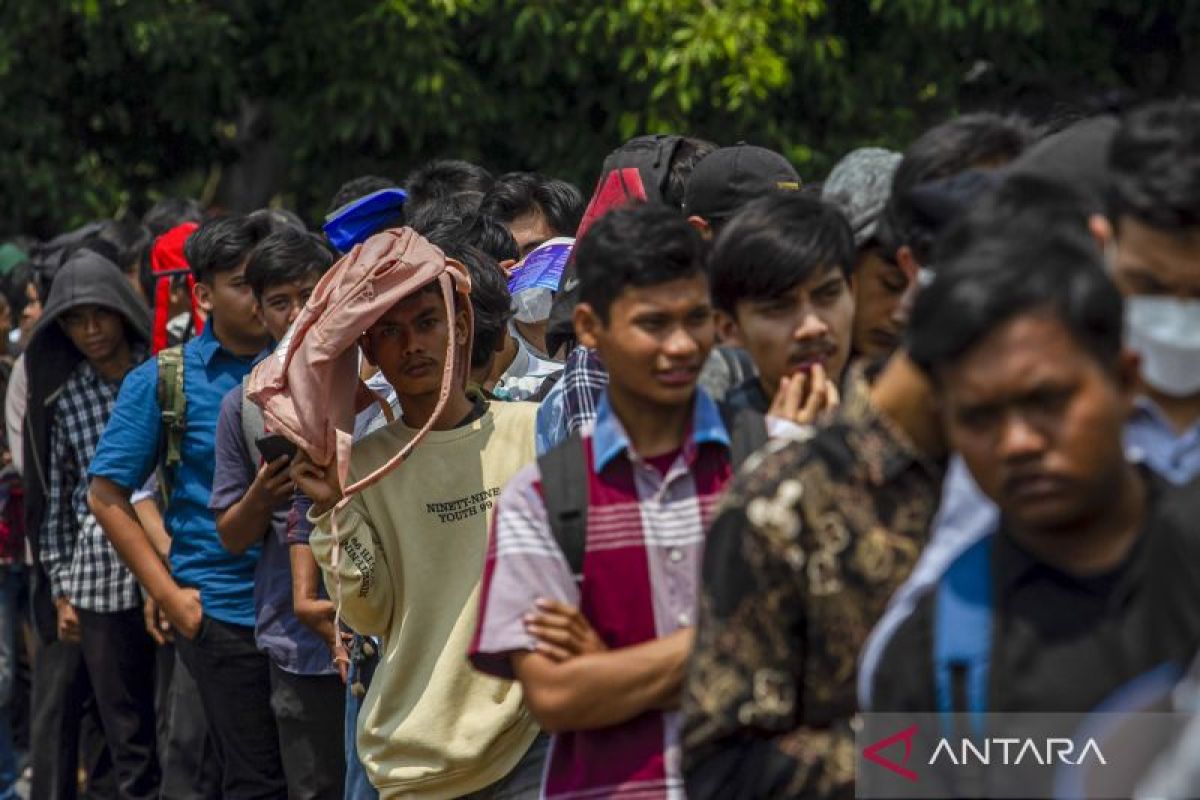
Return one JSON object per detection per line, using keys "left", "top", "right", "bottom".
{"left": 310, "top": 402, "right": 540, "bottom": 799}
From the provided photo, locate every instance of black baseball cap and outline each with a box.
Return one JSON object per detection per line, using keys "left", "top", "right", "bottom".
{"left": 683, "top": 144, "right": 801, "bottom": 220}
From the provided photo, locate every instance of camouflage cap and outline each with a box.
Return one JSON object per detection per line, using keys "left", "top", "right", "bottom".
{"left": 822, "top": 147, "right": 902, "bottom": 247}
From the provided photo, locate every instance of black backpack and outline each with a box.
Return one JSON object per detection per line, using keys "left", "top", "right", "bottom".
{"left": 539, "top": 403, "right": 767, "bottom": 580}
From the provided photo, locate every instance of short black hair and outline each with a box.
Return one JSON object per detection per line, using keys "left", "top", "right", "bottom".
{"left": 710, "top": 192, "right": 854, "bottom": 315}
{"left": 142, "top": 197, "right": 204, "bottom": 238}
{"left": 404, "top": 159, "right": 494, "bottom": 226}
{"left": 933, "top": 173, "right": 1094, "bottom": 268}
{"left": 407, "top": 194, "right": 491, "bottom": 237}
{"left": 95, "top": 220, "right": 152, "bottom": 275}
{"left": 909, "top": 223, "right": 1122, "bottom": 381}
{"left": 666, "top": 137, "right": 718, "bottom": 209}
{"left": 249, "top": 208, "right": 307, "bottom": 234}
{"left": 878, "top": 113, "right": 1036, "bottom": 264}
{"left": 1108, "top": 99, "right": 1200, "bottom": 232}
{"left": 184, "top": 213, "right": 275, "bottom": 284}
{"left": 245, "top": 229, "right": 334, "bottom": 299}
{"left": 575, "top": 203, "right": 706, "bottom": 322}
{"left": 479, "top": 173, "right": 585, "bottom": 238}
{"left": 0, "top": 260, "right": 35, "bottom": 321}
{"left": 428, "top": 238, "right": 511, "bottom": 369}
{"left": 420, "top": 213, "right": 519, "bottom": 263}
{"left": 327, "top": 175, "right": 399, "bottom": 216}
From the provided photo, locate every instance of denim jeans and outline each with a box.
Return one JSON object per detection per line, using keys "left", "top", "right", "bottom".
{"left": 0, "top": 565, "right": 21, "bottom": 800}
{"left": 344, "top": 635, "right": 378, "bottom": 800}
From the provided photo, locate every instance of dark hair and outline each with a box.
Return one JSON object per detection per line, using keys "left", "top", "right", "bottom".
{"left": 407, "top": 194, "right": 490, "bottom": 236}
{"left": 479, "top": 173, "right": 585, "bottom": 238}
{"left": 245, "top": 229, "right": 334, "bottom": 299}
{"left": 95, "top": 220, "right": 152, "bottom": 275}
{"left": 933, "top": 173, "right": 1095, "bottom": 268}
{"left": 327, "top": 175, "right": 399, "bottom": 215}
{"left": 709, "top": 192, "right": 855, "bottom": 314}
{"left": 909, "top": 224, "right": 1123, "bottom": 380}
{"left": 878, "top": 113, "right": 1036, "bottom": 264}
{"left": 404, "top": 159, "right": 494, "bottom": 226}
{"left": 0, "top": 260, "right": 35, "bottom": 321}
{"left": 249, "top": 208, "right": 307, "bottom": 234}
{"left": 420, "top": 213, "right": 519, "bottom": 263}
{"left": 575, "top": 203, "right": 706, "bottom": 322}
{"left": 142, "top": 197, "right": 204, "bottom": 238}
{"left": 184, "top": 213, "right": 275, "bottom": 284}
{"left": 666, "top": 137, "right": 718, "bottom": 209}
{"left": 426, "top": 238, "right": 511, "bottom": 369}
{"left": 1108, "top": 99, "right": 1200, "bottom": 232}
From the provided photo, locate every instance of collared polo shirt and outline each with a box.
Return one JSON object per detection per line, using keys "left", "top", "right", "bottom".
{"left": 471, "top": 389, "right": 734, "bottom": 799}
{"left": 89, "top": 324, "right": 262, "bottom": 626}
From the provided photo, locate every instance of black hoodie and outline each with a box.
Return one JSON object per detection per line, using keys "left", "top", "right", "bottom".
{"left": 21, "top": 249, "right": 150, "bottom": 639}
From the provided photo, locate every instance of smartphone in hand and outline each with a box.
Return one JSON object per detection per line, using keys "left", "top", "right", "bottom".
{"left": 256, "top": 434, "right": 298, "bottom": 464}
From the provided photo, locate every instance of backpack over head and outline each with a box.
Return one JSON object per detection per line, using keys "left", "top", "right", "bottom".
{"left": 246, "top": 227, "right": 472, "bottom": 501}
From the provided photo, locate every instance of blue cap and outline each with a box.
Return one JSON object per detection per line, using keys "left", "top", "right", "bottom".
{"left": 323, "top": 188, "right": 408, "bottom": 253}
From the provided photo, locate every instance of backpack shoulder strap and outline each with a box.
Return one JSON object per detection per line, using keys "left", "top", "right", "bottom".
{"left": 241, "top": 376, "right": 266, "bottom": 466}
{"left": 719, "top": 402, "right": 769, "bottom": 470}
{"left": 934, "top": 533, "right": 994, "bottom": 738}
{"left": 155, "top": 345, "right": 186, "bottom": 505}
{"left": 537, "top": 431, "right": 589, "bottom": 581}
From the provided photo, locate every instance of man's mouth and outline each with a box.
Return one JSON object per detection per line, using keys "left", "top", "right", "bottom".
{"left": 655, "top": 365, "right": 700, "bottom": 387}
{"left": 1004, "top": 471, "right": 1069, "bottom": 502}
{"left": 402, "top": 359, "right": 436, "bottom": 378}
{"left": 787, "top": 347, "right": 834, "bottom": 372}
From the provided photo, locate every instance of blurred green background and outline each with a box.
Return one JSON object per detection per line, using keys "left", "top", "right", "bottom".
{"left": 2, "top": 0, "right": 1196, "bottom": 238}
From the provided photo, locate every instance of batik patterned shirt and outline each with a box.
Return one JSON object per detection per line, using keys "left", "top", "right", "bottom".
{"left": 681, "top": 382, "right": 944, "bottom": 799}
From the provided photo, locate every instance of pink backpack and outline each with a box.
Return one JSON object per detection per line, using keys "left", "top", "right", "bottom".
{"left": 246, "top": 225, "right": 472, "bottom": 519}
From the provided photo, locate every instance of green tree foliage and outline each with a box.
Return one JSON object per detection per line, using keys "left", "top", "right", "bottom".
{"left": 1, "top": 0, "right": 1196, "bottom": 238}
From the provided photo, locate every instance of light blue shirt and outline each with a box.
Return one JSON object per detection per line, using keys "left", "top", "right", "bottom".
{"left": 858, "top": 399, "right": 1200, "bottom": 708}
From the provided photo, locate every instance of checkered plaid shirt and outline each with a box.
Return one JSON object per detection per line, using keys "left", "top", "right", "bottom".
{"left": 42, "top": 358, "right": 143, "bottom": 612}
{"left": 562, "top": 346, "right": 608, "bottom": 436}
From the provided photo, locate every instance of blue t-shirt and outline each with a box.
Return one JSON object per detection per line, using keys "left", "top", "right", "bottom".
{"left": 88, "top": 324, "right": 262, "bottom": 627}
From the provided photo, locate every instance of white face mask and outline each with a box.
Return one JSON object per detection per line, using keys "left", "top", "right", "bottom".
{"left": 1126, "top": 295, "right": 1200, "bottom": 398}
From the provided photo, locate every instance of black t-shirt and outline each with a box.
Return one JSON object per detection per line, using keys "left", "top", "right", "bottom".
{"left": 869, "top": 469, "right": 1200, "bottom": 797}
{"left": 873, "top": 469, "right": 1200, "bottom": 716}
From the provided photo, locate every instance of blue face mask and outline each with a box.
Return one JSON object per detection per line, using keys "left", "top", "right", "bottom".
{"left": 1126, "top": 295, "right": 1200, "bottom": 398}
{"left": 323, "top": 188, "right": 408, "bottom": 254}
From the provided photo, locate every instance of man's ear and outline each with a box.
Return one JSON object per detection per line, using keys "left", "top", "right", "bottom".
{"left": 573, "top": 303, "right": 603, "bottom": 350}
{"left": 1089, "top": 214, "right": 1114, "bottom": 254}
{"left": 1117, "top": 347, "right": 1142, "bottom": 408}
{"left": 895, "top": 245, "right": 921, "bottom": 284}
{"left": 498, "top": 259, "right": 517, "bottom": 278}
{"left": 713, "top": 309, "right": 743, "bottom": 346}
{"left": 687, "top": 216, "right": 712, "bottom": 240}
{"left": 453, "top": 305, "right": 471, "bottom": 347}
{"left": 192, "top": 280, "right": 213, "bottom": 315}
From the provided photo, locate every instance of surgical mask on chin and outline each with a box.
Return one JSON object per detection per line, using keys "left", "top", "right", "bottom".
{"left": 1126, "top": 295, "right": 1200, "bottom": 397}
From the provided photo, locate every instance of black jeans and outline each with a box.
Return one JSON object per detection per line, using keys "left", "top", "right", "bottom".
{"left": 175, "top": 616, "right": 285, "bottom": 799}
{"left": 29, "top": 639, "right": 114, "bottom": 800}
{"left": 268, "top": 663, "right": 346, "bottom": 800}
{"left": 158, "top": 646, "right": 220, "bottom": 800}
{"left": 77, "top": 608, "right": 160, "bottom": 800}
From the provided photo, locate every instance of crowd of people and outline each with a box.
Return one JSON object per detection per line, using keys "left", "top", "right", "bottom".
{"left": 1, "top": 96, "right": 1199, "bottom": 800}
